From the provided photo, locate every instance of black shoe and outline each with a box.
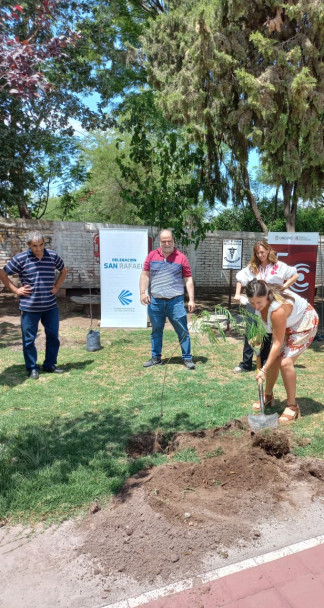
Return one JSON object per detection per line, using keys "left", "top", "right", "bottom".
{"left": 143, "top": 357, "right": 162, "bottom": 368}
{"left": 183, "top": 359, "right": 195, "bottom": 370}
{"left": 28, "top": 369, "right": 39, "bottom": 380}
{"left": 43, "top": 365, "right": 64, "bottom": 374}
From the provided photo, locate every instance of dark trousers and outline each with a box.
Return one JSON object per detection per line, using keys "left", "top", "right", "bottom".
{"left": 239, "top": 302, "right": 272, "bottom": 370}
{"left": 21, "top": 307, "right": 60, "bottom": 371}
{"left": 240, "top": 332, "right": 272, "bottom": 370}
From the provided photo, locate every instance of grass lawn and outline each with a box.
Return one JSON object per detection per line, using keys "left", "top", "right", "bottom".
{"left": 0, "top": 323, "right": 323, "bottom": 525}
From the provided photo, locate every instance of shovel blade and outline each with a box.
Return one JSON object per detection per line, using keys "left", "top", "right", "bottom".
{"left": 248, "top": 412, "right": 279, "bottom": 432}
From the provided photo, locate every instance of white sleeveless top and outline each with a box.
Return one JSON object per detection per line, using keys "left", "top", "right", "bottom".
{"left": 255, "top": 290, "right": 308, "bottom": 332}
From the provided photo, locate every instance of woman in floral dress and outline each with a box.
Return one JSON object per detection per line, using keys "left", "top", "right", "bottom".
{"left": 233, "top": 240, "right": 299, "bottom": 378}
{"left": 246, "top": 279, "right": 319, "bottom": 423}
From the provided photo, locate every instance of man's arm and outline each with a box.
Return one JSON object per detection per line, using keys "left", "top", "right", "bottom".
{"left": 139, "top": 270, "right": 150, "bottom": 305}
{"left": 51, "top": 267, "right": 67, "bottom": 295}
{"left": 0, "top": 268, "right": 32, "bottom": 296}
{"left": 183, "top": 276, "right": 195, "bottom": 312}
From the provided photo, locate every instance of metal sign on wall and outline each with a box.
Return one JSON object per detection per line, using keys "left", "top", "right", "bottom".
{"left": 268, "top": 232, "right": 319, "bottom": 305}
{"left": 222, "top": 239, "right": 243, "bottom": 270}
{"left": 100, "top": 229, "right": 148, "bottom": 327}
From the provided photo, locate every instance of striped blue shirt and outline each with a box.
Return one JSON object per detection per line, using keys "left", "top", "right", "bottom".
{"left": 143, "top": 248, "right": 192, "bottom": 299}
{"left": 4, "top": 248, "right": 64, "bottom": 312}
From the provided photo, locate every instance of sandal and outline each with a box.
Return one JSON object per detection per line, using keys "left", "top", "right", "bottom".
{"left": 279, "top": 404, "right": 301, "bottom": 423}
{"left": 252, "top": 393, "right": 275, "bottom": 411}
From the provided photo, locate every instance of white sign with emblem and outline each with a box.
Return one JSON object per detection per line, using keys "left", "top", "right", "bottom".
{"left": 222, "top": 239, "right": 243, "bottom": 270}
{"left": 100, "top": 229, "right": 148, "bottom": 327}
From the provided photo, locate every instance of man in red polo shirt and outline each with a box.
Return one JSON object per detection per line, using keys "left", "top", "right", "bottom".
{"left": 139, "top": 229, "right": 196, "bottom": 369}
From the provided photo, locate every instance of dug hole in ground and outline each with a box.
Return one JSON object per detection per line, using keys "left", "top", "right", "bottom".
{"left": 0, "top": 290, "right": 324, "bottom": 608}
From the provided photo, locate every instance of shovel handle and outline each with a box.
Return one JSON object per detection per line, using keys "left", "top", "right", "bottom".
{"left": 256, "top": 354, "right": 265, "bottom": 411}
{"left": 256, "top": 355, "right": 264, "bottom": 386}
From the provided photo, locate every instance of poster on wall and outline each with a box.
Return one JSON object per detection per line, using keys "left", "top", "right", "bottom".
{"left": 100, "top": 229, "right": 148, "bottom": 327}
{"left": 268, "top": 232, "right": 319, "bottom": 304}
{"left": 222, "top": 239, "right": 243, "bottom": 270}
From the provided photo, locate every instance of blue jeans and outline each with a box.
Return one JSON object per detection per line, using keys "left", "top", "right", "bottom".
{"left": 148, "top": 295, "right": 192, "bottom": 360}
{"left": 21, "top": 307, "right": 60, "bottom": 371}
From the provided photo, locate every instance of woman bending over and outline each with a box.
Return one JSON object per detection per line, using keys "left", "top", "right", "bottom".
{"left": 246, "top": 279, "right": 318, "bottom": 423}
{"left": 233, "top": 240, "right": 299, "bottom": 374}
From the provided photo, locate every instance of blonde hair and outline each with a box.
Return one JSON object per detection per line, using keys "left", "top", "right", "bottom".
{"left": 246, "top": 279, "right": 295, "bottom": 305}
{"left": 249, "top": 240, "right": 278, "bottom": 275}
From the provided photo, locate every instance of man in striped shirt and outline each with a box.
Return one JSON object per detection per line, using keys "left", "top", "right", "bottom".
{"left": 140, "top": 229, "right": 196, "bottom": 369}
{"left": 0, "top": 231, "right": 67, "bottom": 379}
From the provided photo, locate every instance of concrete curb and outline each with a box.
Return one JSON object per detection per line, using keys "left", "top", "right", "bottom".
{"left": 101, "top": 534, "right": 324, "bottom": 608}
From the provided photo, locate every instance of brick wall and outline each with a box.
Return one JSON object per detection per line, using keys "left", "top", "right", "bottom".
{"left": 0, "top": 217, "right": 323, "bottom": 291}
{"left": 0, "top": 217, "right": 159, "bottom": 289}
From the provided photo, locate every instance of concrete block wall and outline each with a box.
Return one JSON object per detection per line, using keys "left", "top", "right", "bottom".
{"left": 188, "top": 230, "right": 265, "bottom": 288}
{"left": 0, "top": 217, "right": 323, "bottom": 291}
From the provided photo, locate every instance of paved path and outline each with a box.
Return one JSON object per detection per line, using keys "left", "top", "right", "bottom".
{"left": 104, "top": 535, "right": 324, "bottom": 608}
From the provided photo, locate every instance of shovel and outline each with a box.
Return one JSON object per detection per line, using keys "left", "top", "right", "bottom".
{"left": 248, "top": 356, "right": 278, "bottom": 432}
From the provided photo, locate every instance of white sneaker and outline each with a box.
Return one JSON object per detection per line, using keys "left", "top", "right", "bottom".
{"left": 233, "top": 366, "right": 248, "bottom": 373}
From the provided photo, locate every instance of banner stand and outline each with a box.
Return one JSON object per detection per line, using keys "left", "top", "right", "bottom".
{"left": 100, "top": 229, "right": 148, "bottom": 328}
{"left": 268, "top": 232, "right": 318, "bottom": 305}
{"left": 314, "top": 236, "right": 324, "bottom": 341}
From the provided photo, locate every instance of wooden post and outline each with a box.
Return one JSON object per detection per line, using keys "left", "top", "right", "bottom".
{"left": 227, "top": 269, "right": 233, "bottom": 331}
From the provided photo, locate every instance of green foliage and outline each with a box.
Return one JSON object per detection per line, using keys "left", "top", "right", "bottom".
{"left": 115, "top": 91, "right": 222, "bottom": 245}
{"left": 0, "top": 0, "right": 102, "bottom": 218}
{"left": 214, "top": 200, "right": 324, "bottom": 234}
{"left": 55, "top": 130, "right": 145, "bottom": 224}
{"left": 143, "top": 0, "right": 324, "bottom": 232}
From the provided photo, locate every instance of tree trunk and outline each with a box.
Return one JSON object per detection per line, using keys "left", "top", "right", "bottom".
{"left": 282, "top": 179, "right": 297, "bottom": 232}
{"left": 11, "top": 168, "right": 32, "bottom": 218}
{"left": 18, "top": 200, "right": 32, "bottom": 219}
{"left": 242, "top": 164, "right": 268, "bottom": 234}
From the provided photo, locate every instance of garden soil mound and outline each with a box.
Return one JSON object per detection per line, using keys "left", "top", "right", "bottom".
{"left": 1, "top": 418, "right": 324, "bottom": 608}
{"left": 1, "top": 295, "right": 324, "bottom": 607}
{"left": 72, "top": 421, "right": 324, "bottom": 603}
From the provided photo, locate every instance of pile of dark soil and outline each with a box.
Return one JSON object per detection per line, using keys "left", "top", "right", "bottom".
{"left": 78, "top": 421, "right": 324, "bottom": 587}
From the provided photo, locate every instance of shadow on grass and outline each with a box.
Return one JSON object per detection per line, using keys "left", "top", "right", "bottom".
{"left": 275, "top": 397, "right": 324, "bottom": 417}
{"left": 0, "top": 404, "right": 222, "bottom": 518}
{"left": 0, "top": 408, "right": 134, "bottom": 512}
{"left": 148, "top": 411, "right": 206, "bottom": 434}
{"left": 0, "top": 364, "right": 27, "bottom": 387}
{"left": 163, "top": 356, "right": 208, "bottom": 366}
{"left": 0, "top": 322, "right": 21, "bottom": 349}
{"left": 0, "top": 359, "right": 95, "bottom": 387}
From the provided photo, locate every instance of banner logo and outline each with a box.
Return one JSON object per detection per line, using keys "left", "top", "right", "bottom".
{"left": 290, "top": 263, "right": 310, "bottom": 294}
{"left": 118, "top": 289, "right": 133, "bottom": 305}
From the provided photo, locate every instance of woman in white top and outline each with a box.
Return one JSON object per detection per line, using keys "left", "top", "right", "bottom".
{"left": 246, "top": 279, "right": 319, "bottom": 423}
{"left": 233, "top": 240, "right": 299, "bottom": 374}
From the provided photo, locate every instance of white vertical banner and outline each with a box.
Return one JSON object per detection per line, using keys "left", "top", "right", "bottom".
{"left": 100, "top": 229, "right": 148, "bottom": 327}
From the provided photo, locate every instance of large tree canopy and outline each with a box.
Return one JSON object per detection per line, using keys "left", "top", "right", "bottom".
{"left": 2, "top": 0, "right": 324, "bottom": 234}
{"left": 0, "top": 1, "right": 101, "bottom": 218}
{"left": 143, "top": 0, "right": 324, "bottom": 232}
